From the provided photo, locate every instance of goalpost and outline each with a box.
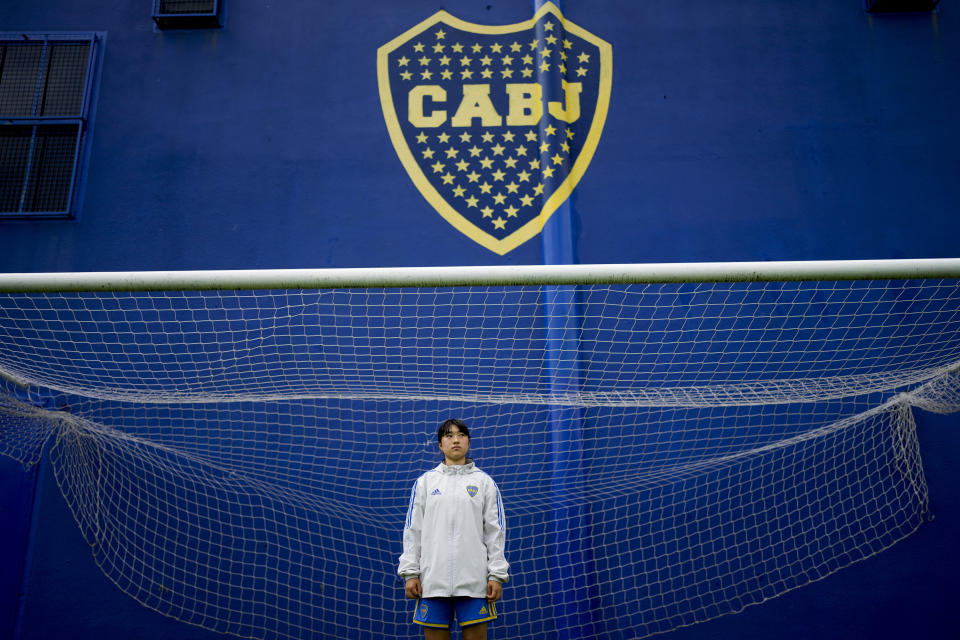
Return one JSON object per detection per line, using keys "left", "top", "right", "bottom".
{"left": 1, "top": 259, "right": 959, "bottom": 639}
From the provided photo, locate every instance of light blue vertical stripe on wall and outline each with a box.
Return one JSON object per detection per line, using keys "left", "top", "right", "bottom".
{"left": 535, "top": 2, "right": 599, "bottom": 637}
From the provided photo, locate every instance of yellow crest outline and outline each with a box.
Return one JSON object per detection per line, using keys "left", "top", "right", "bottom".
{"left": 377, "top": 2, "right": 612, "bottom": 255}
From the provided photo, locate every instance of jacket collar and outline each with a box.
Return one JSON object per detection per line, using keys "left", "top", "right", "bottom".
{"left": 435, "top": 459, "right": 475, "bottom": 475}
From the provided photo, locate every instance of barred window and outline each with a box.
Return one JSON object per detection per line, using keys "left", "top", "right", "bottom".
{"left": 0, "top": 33, "right": 103, "bottom": 219}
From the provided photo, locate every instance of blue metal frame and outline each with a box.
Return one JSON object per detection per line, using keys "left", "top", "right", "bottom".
{"left": 0, "top": 32, "right": 105, "bottom": 222}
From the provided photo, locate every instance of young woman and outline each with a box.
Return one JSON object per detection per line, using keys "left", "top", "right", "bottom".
{"left": 399, "top": 419, "right": 509, "bottom": 640}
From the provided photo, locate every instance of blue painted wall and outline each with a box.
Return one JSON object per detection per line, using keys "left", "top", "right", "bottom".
{"left": 1, "top": 1, "right": 958, "bottom": 638}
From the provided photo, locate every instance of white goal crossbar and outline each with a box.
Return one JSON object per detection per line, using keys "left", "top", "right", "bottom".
{"left": 2, "top": 257, "right": 960, "bottom": 292}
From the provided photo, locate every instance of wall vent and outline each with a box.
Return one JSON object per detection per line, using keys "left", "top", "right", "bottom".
{"left": 865, "top": 0, "right": 939, "bottom": 12}
{"left": 152, "top": 0, "right": 222, "bottom": 29}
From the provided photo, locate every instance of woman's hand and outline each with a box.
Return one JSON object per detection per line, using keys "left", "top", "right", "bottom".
{"left": 404, "top": 577, "right": 422, "bottom": 599}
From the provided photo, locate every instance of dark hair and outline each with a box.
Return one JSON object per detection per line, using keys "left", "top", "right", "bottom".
{"left": 438, "top": 418, "right": 470, "bottom": 443}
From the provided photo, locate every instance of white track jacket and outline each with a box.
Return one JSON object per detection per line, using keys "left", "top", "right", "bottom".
{"left": 398, "top": 460, "right": 509, "bottom": 598}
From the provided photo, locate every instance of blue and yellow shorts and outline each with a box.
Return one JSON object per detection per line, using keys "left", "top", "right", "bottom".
{"left": 413, "top": 597, "right": 497, "bottom": 629}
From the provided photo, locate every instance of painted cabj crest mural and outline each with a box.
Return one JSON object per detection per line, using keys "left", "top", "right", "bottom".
{"left": 378, "top": 2, "right": 611, "bottom": 254}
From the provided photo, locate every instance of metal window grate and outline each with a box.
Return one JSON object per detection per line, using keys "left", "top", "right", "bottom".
{"left": 153, "top": 0, "right": 222, "bottom": 29}
{"left": 0, "top": 35, "right": 98, "bottom": 219}
{"left": 0, "top": 124, "right": 81, "bottom": 212}
{"left": 158, "top": 0, "right": 217, "bottom": 14}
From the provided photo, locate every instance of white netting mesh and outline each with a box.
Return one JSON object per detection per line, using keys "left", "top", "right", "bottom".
{"left": 1, "top": 279, "right": 958, "bottom": 639}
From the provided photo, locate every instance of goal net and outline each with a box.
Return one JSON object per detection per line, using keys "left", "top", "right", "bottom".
{"left": 1, "top": 262, "right": 959, "bottom": 639}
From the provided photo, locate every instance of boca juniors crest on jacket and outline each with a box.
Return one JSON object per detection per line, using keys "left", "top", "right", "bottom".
{"left": 378, "top": 2, "right": 611, "bottom": 255}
